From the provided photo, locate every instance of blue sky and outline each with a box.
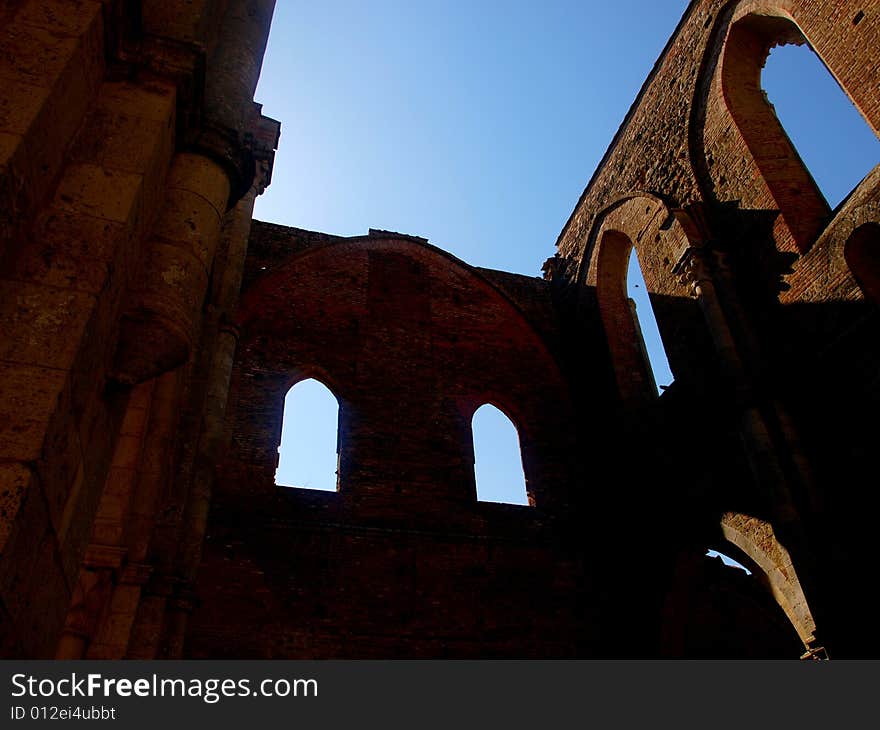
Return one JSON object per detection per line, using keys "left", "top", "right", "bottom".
{"left": 253, "top": 0, "right": 690, "bottom": 274}
{"left": 260, "top": 2, "right": 879, "bottom": 502}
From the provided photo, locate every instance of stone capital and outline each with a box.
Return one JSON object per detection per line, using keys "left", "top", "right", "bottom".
{"left": 673, "top": 246, "right": 714, "bottom": 295}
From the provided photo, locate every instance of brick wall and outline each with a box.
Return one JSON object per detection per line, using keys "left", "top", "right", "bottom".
{"left": 186, "top": 225, "right": 590, "bottom": 657}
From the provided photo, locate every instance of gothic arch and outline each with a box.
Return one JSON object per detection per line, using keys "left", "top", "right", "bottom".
{"left": 275, "top": 377, "right": 341, "bottom": 491}
{"left": 470, "top": 402, "right": 532, "bottom": 506}
{"left": 697, "top": 0, "right": 880, "bottom": 254}
{"left": 719, "top": 511, "right": 818, "bottom": 648}
{"left": 581, "top": 195, "right": 698, "bottom": 403}
{"left": 231, "top": 233, "right": 577, "bottom": 510}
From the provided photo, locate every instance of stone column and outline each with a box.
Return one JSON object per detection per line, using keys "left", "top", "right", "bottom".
{"left": 675, "top": 247, "right": 795, "bottom": 512}
{"left": 191, "top": 0, "right": 278, "bottom": 203}
{"left": 53, "top": 546, "right": 126, "bottom": 659}
{"left": 160, "top": 183, "right": 260, "bottom": 658}
{"left": 675, "top": 248, "right": 748, "bottom": 396}
{"left": 112, "top": 153, "right": 230, "bottom": 385}
{"left": 111, "top": 1, "right": 276, "bottom": 386}
{"left": 675, "top": 244, "right": 823, "bottom": 643}
{"left": 54, "top": 569, "right": 113, "bottom": 660}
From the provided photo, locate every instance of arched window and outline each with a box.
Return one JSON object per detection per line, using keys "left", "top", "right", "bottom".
{"left": 720, "top": 14, "right": 880, "bottom": 252}
{"left": 627, "top": 250, "right": 674, "bottom": 393}
{"left": 721, "top": 17, "right": 825, "bottom": 252}
{"left": 844, "top": 223, "right": 880, "bottom": 303}
{"left": 762, "top": 43, "right": 880, "bottom": 209}
{"left": 597, "top": 230, "right": 673, "bottom": 402}
{"left": 275, "top": 378, "right": 339, "bottom": 491}
{"left": 472, "top": 404, "right": 530, "bottom": 506}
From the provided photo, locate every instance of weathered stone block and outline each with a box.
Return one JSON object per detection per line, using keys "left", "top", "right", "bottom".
{"left": 14, "top": 0, "right": 104, "bottom": 38}
{"left": 0, "top": 279, "right": 96, "bottom": 370}
{"left": 54, "top": 164, "right": 144, "bottom": 230}
{"left": 0, "top": 463, "right": 32, "bottom": 556}
{"left": 0, "top": 461, "right": 52, "bottom": 624}
{"left": 0, "top": 362, "right": 67, "bottom": 462}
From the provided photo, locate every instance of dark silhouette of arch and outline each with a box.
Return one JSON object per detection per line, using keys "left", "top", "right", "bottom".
{"left": 719, "top": 511, "right": 818, "bottom": 649}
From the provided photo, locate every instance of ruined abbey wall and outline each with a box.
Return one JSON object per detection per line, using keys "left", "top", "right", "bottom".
{"left": 552, "top": 0, "right": 880, "bottom": 657}
{"left": 185, "top": 224, "right": 592, "bottom": 657}
{"left": 0, "top": 0, "right": 279, "bottom": 658}
{"left": 0, "top": 0, "right": 877, "bottom": 658}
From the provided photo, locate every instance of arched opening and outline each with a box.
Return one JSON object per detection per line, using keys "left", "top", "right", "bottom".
{"left": 720, "top": 13, "right": 880, "bottom": 253}
{"left": 844, "top": 223, "right": 880, "bottom": 303}
{"left": 275, "top": 378, "right": 340, "bottom": 491}
{"left": 661, "top": 546, "right": 803, "bottom": 658}
{"left": 719, "top": 512, "right": 818, "bottom": 650}
{"left": 720, "top": 15, "right": 829, "bottom": 252}
{"left": 627, "top": 250, "right": 674, "bottom": 393}
{"left": 762, "top": 43, "right": 880, "bottom": 209}
{"left": 472, "top": 404, "right": 530, "bottom": 506}
{"left": 597, "top": 230, "right": 672, "bottom": 402}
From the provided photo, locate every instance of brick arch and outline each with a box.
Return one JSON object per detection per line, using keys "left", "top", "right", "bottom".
{"left": 718, "top": 6, "right": 828, "bottom": 252}
{"left": 461, "top": 395, "right": 528, "bottom": 443}
{"left": 660, "top": 539, "right": 809, "bottom": 657}
{"left": 580, "top": 194, "right": 695, "bottom": 405}
{"left": 595, "top": 229, "right": 656, "bottom": 404}
{"left": 845, "top": 222, "right": 880, "bottom": 303}
{"left": 274, "top": 366, "right": 347, "bottom": 409}
{"left": 660, "top": 510, "right": 821, "bottom": 656}
{"left": 719, "top": 511, "right": 819, "bottom": 648}
{"left": 697, "top": 0, "right": 880, "bottom": 255}
{"left": 228, "top": 233, "right": 577, "bottom": 512}
{"left": 238, "top": 234, "right": 554, "bottom": 349}
{"left": 768, "top": 0, "right": 880, "bottom": 136}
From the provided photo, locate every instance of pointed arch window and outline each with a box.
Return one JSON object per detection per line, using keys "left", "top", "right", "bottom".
{"left": 761, "top": 42, "right": 880, "bottom": 210}
{"left": 597, "top": 230, "right": 673, "bottom": 403}
{"left": 275, "top": 378, "right": 339, "bottom": 491}
{"left": 472, "top": 404, "right": 530, "bottom": 506}
{"left": 627, "top": 248, "right": 674, "bottom": 394}
{"left": 721, "top": 14, "right": 880, "bottom": 251}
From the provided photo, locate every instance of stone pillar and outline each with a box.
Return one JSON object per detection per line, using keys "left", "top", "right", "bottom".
{"left": 160, "top": 184, "right": 259, "bottom": 657}
{"left": 191, "top": 0, "right": 277, "bottom": 203}
{"left": 84, "top": 562, "right": 154, "bottom": 659}
{"left": 708, "top": 246, "right": 823, "bottom": 517}
{"left": 54, "top": 569, "right": 112, "bottom": 660}
{"left": 118, "top": 366, "right": 188, "bottom": 659}
{"left": 675, "top": 248, "right": 747, "bottom": 397}
{"left": 53, "top": 546, "right": 125, "bottom": 659}
{"left": 161, "top": 591, "right": 198, "bottom": 659}
{"left": 675, "top": 244, "right": 823, "bottom": 643}
{"left": 676, "top": 247, "right": 794, "bottom": 511}
{"left": 111, "top": 0, "right": 277, "bottom": 385}
{"left": 111, "top": 153, "right": 230, "bottom": 384}
{"left": 204, "top": 0, "right": 277, "bottom": 135}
